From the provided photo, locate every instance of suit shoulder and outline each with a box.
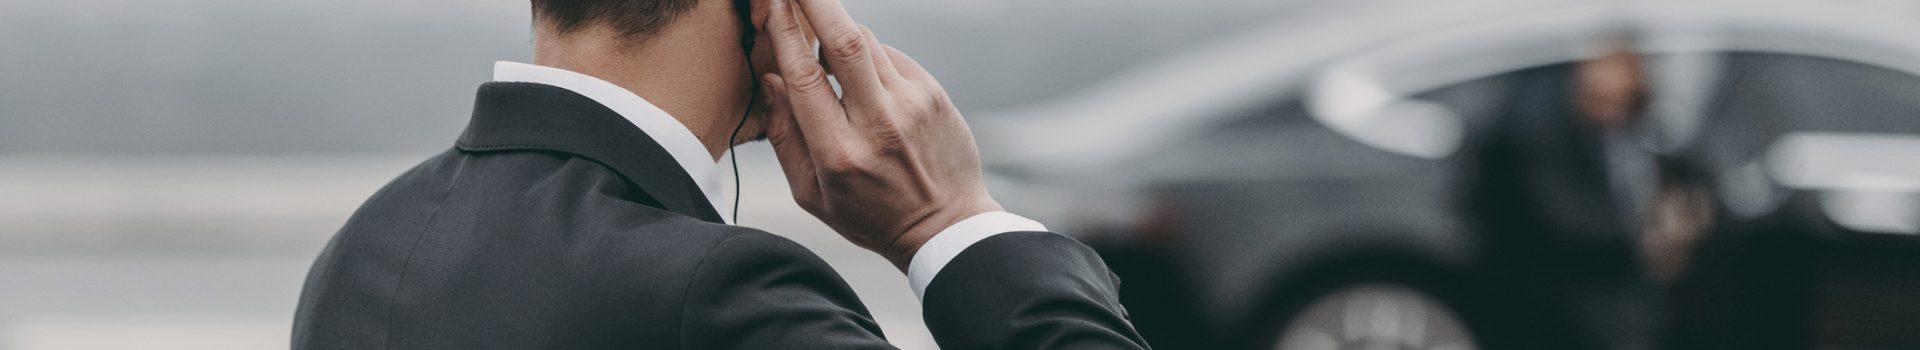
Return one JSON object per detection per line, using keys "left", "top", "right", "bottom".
{"left": 703, "top": 228, "right": 822, "bottom": 264}
{"left": 679, "top": 224, "right": 841, "bottom": 288}
{"left": 578, "top": 203, "right": 825, "bottom": 271}
{"left": 656, "top": 219, "right": 822, "bottom": 269}
{"left": 589, "top": 201, "right": 774, "bottom": 246}
{"left": 675, "top": 226, "right": 883, "bottom": 349}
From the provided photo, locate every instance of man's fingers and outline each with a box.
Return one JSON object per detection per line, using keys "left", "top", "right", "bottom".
{"left": 884, "top": 45, "right": 941, "bottom": 91}
{"left": 862, "top": 26, "right": 900, "bottom": 84}
{"left": 793, "top": 0, "right": 888, "bottom": 104}
{"left": 767, "top": 0, "right": 851, "bottom": 155}
{"left": 760, "top": 74, "right": 821, "bottom": 207}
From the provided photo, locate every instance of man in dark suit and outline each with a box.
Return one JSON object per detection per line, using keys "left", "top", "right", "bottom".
{"left": 291, "top": 0, "right": 1149, "bottom": 349}
{"left": 1461, "top": 44, "right": 1664, "bottom": 350}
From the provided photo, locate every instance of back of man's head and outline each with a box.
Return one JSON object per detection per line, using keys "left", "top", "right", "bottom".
{"left": 531, "top": 0, "right": 746, "bottom": 37}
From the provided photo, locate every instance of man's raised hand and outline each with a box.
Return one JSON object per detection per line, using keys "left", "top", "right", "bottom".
{"left": 757, "top": 0, "right": 1002, "bottom": 270}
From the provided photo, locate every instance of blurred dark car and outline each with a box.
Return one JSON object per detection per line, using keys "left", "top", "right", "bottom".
{"left": 979, "top": 1, "right": 1920, "bottom": 349}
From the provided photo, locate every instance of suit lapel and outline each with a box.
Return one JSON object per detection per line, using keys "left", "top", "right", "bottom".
{"left": 455, "top": 82, "right": 726, "bottom": 223}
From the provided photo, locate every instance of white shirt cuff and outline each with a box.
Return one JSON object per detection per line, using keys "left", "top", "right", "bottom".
{"left": 906, "top": 211, "right": 1048, "bottom": 300}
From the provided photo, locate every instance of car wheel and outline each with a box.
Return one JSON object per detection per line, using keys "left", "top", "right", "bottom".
{"left": 1271, "top": 283, "right": 1478, "bottom": 350}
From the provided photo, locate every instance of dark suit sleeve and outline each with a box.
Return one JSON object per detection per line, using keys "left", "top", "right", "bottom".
{"left": 922, "top": 231, "right": 1152, "bottom": 350}
{"left": 681, "top": 232, "right": 898, "bottom": 350}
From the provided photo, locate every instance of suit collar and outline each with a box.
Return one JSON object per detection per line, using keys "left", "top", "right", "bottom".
{"left": 456, "top": 82, "right": 726, "bottom": 223}
{"left": 491, "top": 61, "right": 730, "bottom": 223}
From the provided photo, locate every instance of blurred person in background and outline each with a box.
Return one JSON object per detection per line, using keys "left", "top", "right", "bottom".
{"left": 290, "top": 0, "right": 1150, "bottom": 349}
{"left": 1461, "top": 34, "right": 1713, "bottom": 350}
{"left": 1568, "top": 37, "right": 1714, "bottom": 287}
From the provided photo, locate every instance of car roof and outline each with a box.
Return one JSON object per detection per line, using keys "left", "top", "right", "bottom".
{"left": 984, "top": 0, "right": 1920, "bottom": 172}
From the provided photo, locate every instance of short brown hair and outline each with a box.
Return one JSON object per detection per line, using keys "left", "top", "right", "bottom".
{"left": 530, "top": 0, "right": 718, "bottom": 37}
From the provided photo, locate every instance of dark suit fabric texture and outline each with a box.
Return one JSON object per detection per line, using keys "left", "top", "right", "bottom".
{"left": 291, "top": 82, "right": 1150, "bottom": 349}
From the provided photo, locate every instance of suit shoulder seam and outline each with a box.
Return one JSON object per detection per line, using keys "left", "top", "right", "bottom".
{"left": 675, "top": 231, "right": 758, "bottom": 350}
{"left": 378, "top": 153, "right": 473, "bottom": 350}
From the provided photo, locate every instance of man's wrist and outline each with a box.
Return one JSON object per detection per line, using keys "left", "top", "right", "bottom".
{"left": 884, "top": 198, "right": 1002, "bottom": 271}
{"left": 902, "top": 210, "right": 1049, "bottom": 299}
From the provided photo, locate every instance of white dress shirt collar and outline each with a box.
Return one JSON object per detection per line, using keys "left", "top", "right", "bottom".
{"left": 492, "top": 61, "right": 731, "bottom": 222}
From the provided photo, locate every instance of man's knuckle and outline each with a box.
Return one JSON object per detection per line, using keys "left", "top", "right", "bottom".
{"left": 871, "top": 124, "right": 906, "bottom": 153}
{"left": 821, "top": 153, "right": 861, "bottom": 174}
{"left": 785, "top": 65, "right": 830, "bottom": 90}
{"left": 768, "top": 133, "right": 796, "bottom": 148}
{"left": 877, "top": 134, "right": 906, "bottom": 154}
{"left": 773, "top": 14, "right": 804, "bottom": 34}
{"left": 825, "top": 27, "right": 867, "bottom": 61}
{"left": 927, "top": 91, "right": 952, "bottom": 110}
{"left": 904, "top": 90, "right": 934, "bottom": 109}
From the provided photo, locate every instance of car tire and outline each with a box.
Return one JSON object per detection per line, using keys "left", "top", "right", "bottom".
{"left": 1244, "top": 265, "right": 1497, "bottom": 350}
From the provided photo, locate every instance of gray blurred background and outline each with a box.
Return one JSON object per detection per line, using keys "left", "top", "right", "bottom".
{"left": 0, "top": 0, "right": 1311, "bottom": 349}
